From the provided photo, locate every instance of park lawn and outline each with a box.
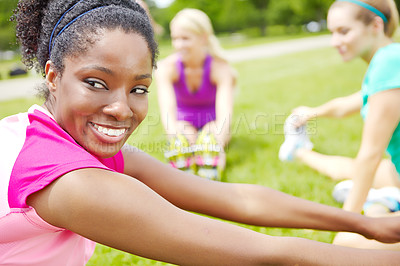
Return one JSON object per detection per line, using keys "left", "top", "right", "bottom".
{"left": 0, "top": 44, "right": 366, "bottom": 265}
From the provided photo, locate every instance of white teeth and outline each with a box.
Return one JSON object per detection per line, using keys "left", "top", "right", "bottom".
{"left": 92, "top": 123, "right": 126, "bottom": 137}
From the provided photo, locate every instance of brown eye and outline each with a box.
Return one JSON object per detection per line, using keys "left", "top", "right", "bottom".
{"left": 86, "top": 79, "right": 107, "bottom": 90}
{"left": 131, "top": 87, "right": 149, "bottom": 95}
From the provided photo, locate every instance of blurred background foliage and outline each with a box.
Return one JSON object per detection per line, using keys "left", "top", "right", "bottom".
{"left": 1, "top": 0, "right": 400, "bottom": 51}
{"left": 147, "top": 0, "right": 400, "bottom": 38}
{"left": 0, "top": 0, "right": 18, "bottom": 51}
{"left": 149, "top": 0, "right": 332, "bottom": 38}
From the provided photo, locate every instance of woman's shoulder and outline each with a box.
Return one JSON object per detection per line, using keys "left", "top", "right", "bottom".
{"left": 155, "top": 54, "right": 180, "bottom": 80}
{"left": 210, "top": 55, "right": 229, "bottom": 66}
{"left": 384, "top": 42, "right": 400, "bottom": 52}
{"left": 365, "top": 43, "right": 400, "bottom": 94}
{"left": 374, "top": 43, "right": 400, "bottom": 62}
{"left": 210, "top": 57, "right": 232, "bottom": 72}
{"left": 369, "top": 43, "right": 400, "bottom": 73}
{"left": 158, "top": 53, "right": 180, "bottom": 68}
{"left": 210, "top": 56, "right": 237, "bottom": 79}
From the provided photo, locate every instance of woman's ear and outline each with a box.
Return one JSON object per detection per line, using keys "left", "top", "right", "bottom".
{"left": 45, "top": 60, "right": 58, "bottom": 93}
{"left": 372, "top": 16, "right": 385, "bottom": 34}
{"left": 202, "top": 33, "right": 209, "bottom": 45}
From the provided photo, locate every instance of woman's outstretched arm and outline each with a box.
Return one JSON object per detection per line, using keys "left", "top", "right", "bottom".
{"left": 290, "top": 91, "right": 362, "bottom": 127}
{"left": 28, "top": 166, "right": 400, "bottom": 265}
{"left": 122, "top": 146, "right": 400, "bottom": 244}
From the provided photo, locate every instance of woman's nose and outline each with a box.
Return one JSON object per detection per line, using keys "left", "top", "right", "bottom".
{"left": 330, "top": 33, "right": 340, "bottom": 48}
{"left": 173, "top": 39, "right": 185, "bottom": 50}
{"left": 103, "top": 92, "right": 133, "bottom": 121}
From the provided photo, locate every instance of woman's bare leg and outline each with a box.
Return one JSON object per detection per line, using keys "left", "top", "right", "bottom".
{"left": 175, "top": 120, "right": 199, "bottom": 145}
{"left": 373, "top": 159, "right": 400, "bottom": 188}
{"left": 295, "top": 149, "right": 400, "bottom": 188}
{"left": 164, "top": 121, "right": 198, "bottom": 170}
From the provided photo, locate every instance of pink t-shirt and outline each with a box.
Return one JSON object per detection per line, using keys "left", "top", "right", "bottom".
{"left": 0, "top": 105, "right": 124, "bottom": 265}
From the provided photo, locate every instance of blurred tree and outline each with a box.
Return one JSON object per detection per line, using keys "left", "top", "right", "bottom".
{"left": 394, "top": 0, "right": 400, "bottom": 14}
{"left": 268, "top": 0, "right": 331, "bottom": 26}
{"left": 248, "top": 0, "right": 271, "bottom": 36}
{"left": 0, "top": 0, "right": 17, "bottom": 27}
{"left": 156, "top": 0, "right": 260, "bottom": 35}
{"left": 8, "top": 0, "right": 399, "bottom": 50}
{"left": 152, "top": 0, "right": 335, "bottom": 37}
{"left": 0, "top": 0, "right": 18, "bottom": 51}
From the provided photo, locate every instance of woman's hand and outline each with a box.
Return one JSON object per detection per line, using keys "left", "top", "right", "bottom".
{"left": 290, "top": 106, "right": 317, "bottom": 127}
{"left": 362, "top": 214, "right": 400, "bottom": 243}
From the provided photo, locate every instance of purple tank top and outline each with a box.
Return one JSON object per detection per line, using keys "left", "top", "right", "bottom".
{"left": 174, "top": 54, "right": 216, "bottom": 129}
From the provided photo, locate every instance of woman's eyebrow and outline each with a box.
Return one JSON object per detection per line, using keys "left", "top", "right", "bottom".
{"left": 135, "top": 74, "right": 152, "bottom": 81}
{"left": 81, "top": 65, "right": 114, "bottom": 75}
{"left": 79, "top": 66, "right": 152, "bottom": 80}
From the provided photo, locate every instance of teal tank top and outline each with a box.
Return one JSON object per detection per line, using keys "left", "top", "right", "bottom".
{"left": 360, "top": 43, "right": 400, "bottom": 174}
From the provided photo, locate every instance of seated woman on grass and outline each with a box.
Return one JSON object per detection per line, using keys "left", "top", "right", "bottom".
{"left": 279, "top": 0, "right": 400, "bottom": 250}
{"left": 156, "top": 9, "right": 236, "bottom": 180}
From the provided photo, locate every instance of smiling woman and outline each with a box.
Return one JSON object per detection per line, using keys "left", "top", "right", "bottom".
{"left": 3, "top": 0, "right": 400, "bottom": 265}
{"left": 45, "top": 30, "right": 152, "bottom": 158}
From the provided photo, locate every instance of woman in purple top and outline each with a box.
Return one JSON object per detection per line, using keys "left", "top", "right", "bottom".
{"left": 156, "top": 9, "right": 236, "bottom": 179}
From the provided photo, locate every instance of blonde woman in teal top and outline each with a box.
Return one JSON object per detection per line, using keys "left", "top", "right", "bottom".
{"left": 279, "top": 0, "right": 400, "bottom": 250}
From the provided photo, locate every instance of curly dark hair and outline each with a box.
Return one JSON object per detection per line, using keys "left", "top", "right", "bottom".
{"left": 12, "top": 0, "right": 158, "bottom": 98}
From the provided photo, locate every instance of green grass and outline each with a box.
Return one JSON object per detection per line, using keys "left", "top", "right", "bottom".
{"left": 0, "top": 97, "right": 43, "bottom": 117}
{"left": 0, "top": 40, "right": 366, "bottom": 265}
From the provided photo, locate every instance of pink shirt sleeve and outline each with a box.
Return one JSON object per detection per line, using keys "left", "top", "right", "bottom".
{"left": 8, "top": 108, "right": 125, "bottom": 208}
